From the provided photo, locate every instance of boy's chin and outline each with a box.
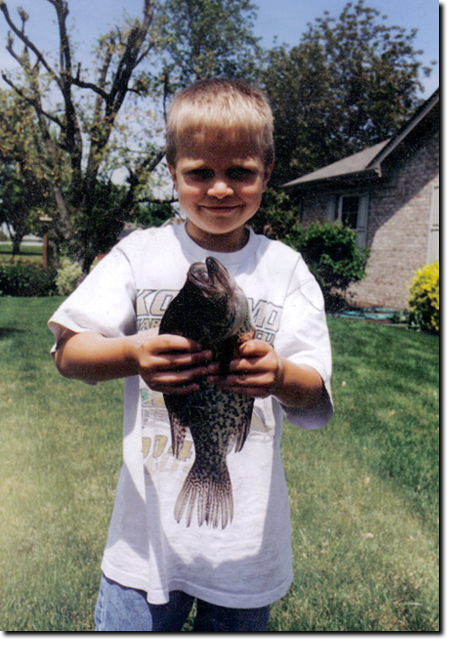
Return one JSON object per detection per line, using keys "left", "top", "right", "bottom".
{"left": 185, "top": 221, "right": 251, "bottom": 252}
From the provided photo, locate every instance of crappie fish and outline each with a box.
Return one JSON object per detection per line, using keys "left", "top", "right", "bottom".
{"left": 159, "top": 257, "right": 255, "bottom": 529}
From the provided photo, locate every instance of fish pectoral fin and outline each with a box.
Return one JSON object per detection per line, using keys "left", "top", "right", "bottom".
{"left": 232, "top": 397, "right": 254, "bottom": 453}
{"left": 167, "top": 411, "right": 188, "bottom": 459}
{"left": 163, "top": 394, "right": 190, "bottom": 459}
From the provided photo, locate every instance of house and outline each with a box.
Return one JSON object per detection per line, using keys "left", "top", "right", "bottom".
{"left": 283, "top": 89, "right": 439, "bottom": 310}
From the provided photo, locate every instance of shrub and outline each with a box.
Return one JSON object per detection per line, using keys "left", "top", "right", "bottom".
{"left": 250, "top": 187, "right": 299, "bottom": 239}
{"left": 408, "top": 261, "right": 439, "bottom": 334}
{"left": 56, "top": 257, "right": 84, "bottom": 296}
{"left": 283, "top": 222, "right": 370, "bottom": 310}
{"left": 0, "top": 260, "right": 57, "bottom": 296}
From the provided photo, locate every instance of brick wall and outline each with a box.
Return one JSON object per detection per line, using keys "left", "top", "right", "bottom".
{"left": 351, "top": 131, "right": 439, "bottom": 309}
{"left": 299, "top": 131, "right": 439, "bottom": 310}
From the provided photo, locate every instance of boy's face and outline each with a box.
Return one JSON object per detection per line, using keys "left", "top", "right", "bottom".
{"left": 168, "top": 136, "right": 273, "bottom": 252}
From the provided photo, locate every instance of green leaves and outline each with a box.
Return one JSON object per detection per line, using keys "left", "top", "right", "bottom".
{"left": 156, "top": 0, "right": 261, "bottom": 89}
{"left": 283, "top": 222, "right": 370, "bottom": 309}
{"left": 261, "top": 0, "right": 433, "bottom": 185}
{"left": 1, "top": 0, "right": 263, "bottom": 273}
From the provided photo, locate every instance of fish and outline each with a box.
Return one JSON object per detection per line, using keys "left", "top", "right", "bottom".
{"left": 159, "top": 257, "right": 256, "bottom": 529}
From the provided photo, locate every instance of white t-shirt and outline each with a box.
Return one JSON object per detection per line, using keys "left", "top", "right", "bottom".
{"left": 48, "top": 223, "right": 333, "bottom": 609}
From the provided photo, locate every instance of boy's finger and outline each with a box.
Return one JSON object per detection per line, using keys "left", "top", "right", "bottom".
{"left": 227, "top": 356, "right": 262, "bottom": 374}
{"left": 142, "top": 365, "right": 208, "bottom": 389}
{"left": 153, "top": 363, "right": 210, "bottom": 381}
{"left": 237, "top": 339, "right": 270, "bottom": 357}
{"left": 156, "top": 334, "right": 204, "bottom": 354}
{"left": 158, "top": 350, "right": 212, "bottom": 370}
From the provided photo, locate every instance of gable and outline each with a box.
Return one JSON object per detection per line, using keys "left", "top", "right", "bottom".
{"left": 284, "top": 89, "right": 439, "bottom": 191}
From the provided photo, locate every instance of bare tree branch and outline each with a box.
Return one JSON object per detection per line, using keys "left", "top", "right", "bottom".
{"left": 139, "top": 146, "right": 167, "bottom": 175}
{"left": 83, "top": 1, "right": 157, "bottom": 202}
{"left": 5, "top": 39, "right": 24, "bottom": 66}
{"left": 108, "top": 0, "right": 156, "bottom": 115}
{"left": 0, "top": 1, "right": 61, "bottom": 88}
{"left": 1, "top": 73, "right": 65, "bottom": 129}
{"left": 69, "top": 76, "right": 109, "bottom": 101}
{"left": 135, "top": 32, "right": 157, "bottom": 68}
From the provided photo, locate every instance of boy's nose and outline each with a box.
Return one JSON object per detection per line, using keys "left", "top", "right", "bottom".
{"left": 207, "top": 180, "right": 234, "bottom": 199}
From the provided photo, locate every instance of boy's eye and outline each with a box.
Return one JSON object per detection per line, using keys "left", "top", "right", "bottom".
{"left": 185, "top": 167, "right": 256, "bottom": 181}
{"left": 186, "top": 169, "right": 214, "bottom": 181}
{"left": 227, "top": 167, "right": 255, "bottom": 180}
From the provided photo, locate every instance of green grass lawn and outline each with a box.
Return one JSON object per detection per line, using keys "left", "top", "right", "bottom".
{"left": 272, "top": 318, "right": 439, "bottom": 631}
{"left": 0, "top": 298, "right": 439, "bottom": 631}
{"left": 0, "top": 243, "right": 44, "bottom": 263}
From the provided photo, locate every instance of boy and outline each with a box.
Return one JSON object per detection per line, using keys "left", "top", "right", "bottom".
{"left": 48, "top": 78, "right": 333, "bottom": 632}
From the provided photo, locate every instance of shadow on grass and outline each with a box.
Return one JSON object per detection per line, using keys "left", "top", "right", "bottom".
{"left": 0, "top": 327, "right": 26, "bottom": 338}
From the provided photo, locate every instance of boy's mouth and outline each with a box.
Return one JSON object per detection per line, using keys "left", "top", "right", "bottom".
{"left": 199, "top": 204, "right": 243, "bottom": 213}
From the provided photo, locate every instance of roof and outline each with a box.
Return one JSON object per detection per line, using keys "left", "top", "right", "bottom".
{"left": 283, "top": 140, "right": 389, "bottom": 186}
{"left": 283, "top": 88, "right": 439, "bottom": 189}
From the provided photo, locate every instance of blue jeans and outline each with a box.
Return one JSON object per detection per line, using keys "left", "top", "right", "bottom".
{"left": 94, "top": 574, "right": 271, "bottom": 632}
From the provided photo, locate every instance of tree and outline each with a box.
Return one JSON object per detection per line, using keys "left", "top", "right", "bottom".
{"left": 0, "top": 0, "right": 260, "bottom": 272}
{"left": 0, "top": 0, "right": 160, "bottom": 271}
{"left": 157, "top": 0, "right": 260, "bottom": 94}
{"left": 0, "top": 89, "right": 51, "bottom": 254}
{"left": 250, "top": 186, "right": 299, "bottom": 239}
{"left": 125, "top": 0, "right": 261, "bottom": 128}
{"left": 261, "top": 0, "right": 435, "bottom": 185}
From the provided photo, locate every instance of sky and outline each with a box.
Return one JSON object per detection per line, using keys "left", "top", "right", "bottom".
{"left": 0, "top": 0, "right": 441, "bottom": 98}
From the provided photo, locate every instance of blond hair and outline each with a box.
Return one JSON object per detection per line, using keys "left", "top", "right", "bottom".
{"left": 166, "top": 78, "right": 274, "bottom": 167}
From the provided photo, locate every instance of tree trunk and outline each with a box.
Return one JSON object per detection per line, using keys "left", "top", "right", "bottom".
{"left": 10, "top": 231, "right": 24, "bottom": 256}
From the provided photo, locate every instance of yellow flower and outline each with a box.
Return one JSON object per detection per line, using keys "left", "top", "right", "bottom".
{"left": 408, "top": 261, "right": 439, "bottom": 333}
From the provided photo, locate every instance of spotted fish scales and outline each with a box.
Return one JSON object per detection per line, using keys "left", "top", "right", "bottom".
{"left": 159, "top": 257, "right": 255, "bottom": 529}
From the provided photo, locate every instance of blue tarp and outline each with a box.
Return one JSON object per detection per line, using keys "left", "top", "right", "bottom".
{"left": 329, "top": 307, "right": 407, "bottom": 323}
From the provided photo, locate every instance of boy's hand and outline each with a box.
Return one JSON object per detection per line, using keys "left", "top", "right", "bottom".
{"left": 131, "top": 330, "right": 213, "bottom": 395}
{"left": 207, "top": 339, "right": 324, "bottom": 409}
{"left": 56, "top": 330, "right": 322, "bottom": 406}
{"left": 207, "top": 339, "right": 282, "bottom": 399}
{"left": 55, "top": 329, "right": 211, "bottom": 394}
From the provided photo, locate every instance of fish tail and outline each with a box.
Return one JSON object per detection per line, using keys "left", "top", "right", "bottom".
{"left": 174, "top": 464, "right": 233, "bottom": 529}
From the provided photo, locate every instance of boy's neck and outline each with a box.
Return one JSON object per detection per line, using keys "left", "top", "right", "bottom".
{"left": 185, "top": 222, "right": 250, "bottom": 253}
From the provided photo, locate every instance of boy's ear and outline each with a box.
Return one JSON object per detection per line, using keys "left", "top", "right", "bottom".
{"left": 262, "top": 161, "right": 274, "bottom": 191}
{"left": 167, "top": 163, "right": 177, "bottom": 187}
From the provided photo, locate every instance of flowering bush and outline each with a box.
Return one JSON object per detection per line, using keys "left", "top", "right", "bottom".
{"left": 408, "top": 261, "right": 439, "bottom": 334}
{"left": 56, "top": 257, "right": 84, "bottom": 296}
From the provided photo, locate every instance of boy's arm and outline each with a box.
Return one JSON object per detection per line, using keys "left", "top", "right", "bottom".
{"left": 208, "top": 339, "right": 324, "bottom": 410}
{"left": 55, "top": 329, "right": 213, "bottom": 395}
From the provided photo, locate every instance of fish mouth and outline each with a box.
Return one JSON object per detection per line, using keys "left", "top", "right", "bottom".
{"left": 206, "top": 257, "right": 234, "bottom": 295}
{"left": 188, "top": 257, "right": 234, "bottom": 298}
{"left": 186, "top": 258, "right": 252, "bottom": 343}
{"left": 205, "top": 256, "right": 228, "bottom": 278}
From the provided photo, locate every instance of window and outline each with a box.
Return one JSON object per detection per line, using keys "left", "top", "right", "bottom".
{"left": 326, "top": 194, "right": 369, "bottom": 247}
{"left": 427, "top": 185, "right": 439, "bottom": 264}
{"left": 340, "top": 195, "right": 360, "bottom": 229}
